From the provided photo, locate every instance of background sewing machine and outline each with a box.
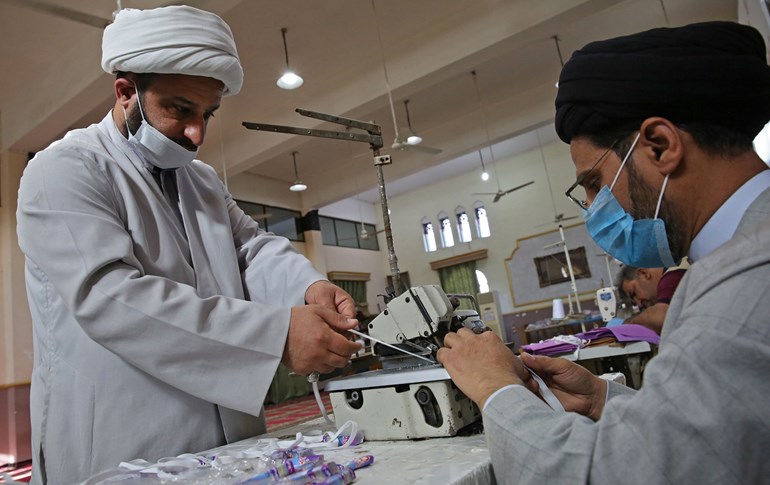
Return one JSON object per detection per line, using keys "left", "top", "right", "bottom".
{"left": 596, "top": 286, "right": 618, "bottom": 322}
{"left": 325, "top": 285, "right": 483, "bottom": 440}
{"left": 596, "top": 286, "right": 635, "bottom": 323}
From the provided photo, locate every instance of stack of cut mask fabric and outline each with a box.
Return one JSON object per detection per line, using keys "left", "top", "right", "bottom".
{"left": 521, "top": 324, "right": 660, "bottom": 356}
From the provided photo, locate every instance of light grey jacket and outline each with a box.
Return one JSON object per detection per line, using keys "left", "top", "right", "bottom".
{"left": 16, "top": 113, "right": 324, "bottom": 484}
{"left": 483, "top": 187, "right": 770, "bottom": 484}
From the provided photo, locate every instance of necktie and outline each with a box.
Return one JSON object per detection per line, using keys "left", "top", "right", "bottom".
{"left": 152, "top": 167, "right": 185, "bottom": 228}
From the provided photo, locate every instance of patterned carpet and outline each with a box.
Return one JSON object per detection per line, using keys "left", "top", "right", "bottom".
{"left": 0, "top": 461, "right": 32, "bottom": 483}
{"left": 264, "top": 390, "right": 332, "bottom": 432}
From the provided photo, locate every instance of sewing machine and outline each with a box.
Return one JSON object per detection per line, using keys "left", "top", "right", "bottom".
{"left": 596, "top": 286, "right": 618, "bottom": 322}
{"left": 325, "top": 285, "right": 482, "bottom": 440}
{"left": 242, "top": 111, "right": 481, "bottom": 440}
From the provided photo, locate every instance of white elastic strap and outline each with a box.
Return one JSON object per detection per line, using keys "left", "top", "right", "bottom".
{"left": 312, "top": 378, "right": 335, "bottom": 426}
{"left": 609, "top": 132, "right": 641, "bottom": 191}
{"left": 120, "top": 443, "right": 274, "bottom": 475}
{"left": 275, "top": 432, "right": 307, "bottom": 450}
{"left": 120, "top": 454, "right": 207, "bottom": 478}
{"left": 527, "top": 368, "right": 566, "bottom": 413}
{"left": 277, "top": 420, "right": 361, "bottom": 450}
{"left": 326, "top": 420, "right": 360, "bottom": 449}
{"left": 209, "top": 442, "right": 272, "bottom": 466}
{"left": 550, "top": 334, "right": 586, "bottom": 346}
{"left": 551, "top": 334, "right": 587, "bottom": 360}
{"left": 654, "top": 174, "right": 670, "bottom": 218}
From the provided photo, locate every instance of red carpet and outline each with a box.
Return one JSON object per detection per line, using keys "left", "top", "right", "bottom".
{"left": 264, "top": 391, "right": 332, "bottom": 432}
{"left": 0, "top": 461, "right": 32, "bottom": 483}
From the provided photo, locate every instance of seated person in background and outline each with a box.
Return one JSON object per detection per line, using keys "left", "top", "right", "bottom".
{"left": 616, "top": 258, "right": 689, "bottom": 334}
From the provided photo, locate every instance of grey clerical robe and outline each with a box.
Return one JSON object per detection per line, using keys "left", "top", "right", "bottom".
{"left": 483, "top": 186, "right": 770, "bottom": 484}
{"left": 16, "top": 113, "right": 325, "bottom": 484}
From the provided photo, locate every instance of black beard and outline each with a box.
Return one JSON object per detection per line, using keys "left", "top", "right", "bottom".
{"left": 626, "top": 158, "right": 688, "bottom": 262}
{"left": 125, "top": 94, "right": 197, "bottom": 152}
{"left": 126, "top": 98, "right": 143, "bottom": 136}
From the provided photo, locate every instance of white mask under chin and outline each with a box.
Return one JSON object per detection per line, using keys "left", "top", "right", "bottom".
{"left": 122, "top": 89, "right": 198, "bottom": 170}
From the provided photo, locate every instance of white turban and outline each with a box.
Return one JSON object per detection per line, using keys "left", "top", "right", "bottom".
{"left": 101, "top": 5, "right": 243, "bottom": 95}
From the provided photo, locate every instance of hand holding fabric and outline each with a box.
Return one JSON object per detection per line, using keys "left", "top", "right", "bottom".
{"left": 282, "top": 305, "right": 362, "bottom": 375}
{"left": 437, "top": 328, "right": 532, "bottom": 408}
{"left": 519, "top": 352, "right": 607, "bottom": 420}
{"left": 305, "top": 280, "right": 357, "bottom": 319}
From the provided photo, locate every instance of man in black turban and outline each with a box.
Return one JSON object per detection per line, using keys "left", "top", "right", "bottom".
{"left": 438, "top": 21, "right": 770, "bottom": 484}
{"left": 555, "top": 21, "right": 770, "bottom": 145}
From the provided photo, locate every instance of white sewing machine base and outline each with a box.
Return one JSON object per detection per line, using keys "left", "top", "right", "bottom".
{"left": 325, "top": 365, "right": 480, "bottom": 440}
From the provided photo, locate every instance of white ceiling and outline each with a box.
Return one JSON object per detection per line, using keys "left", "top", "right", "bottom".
{"left": 0, "top": 0, "right": 739, "bottom": 207}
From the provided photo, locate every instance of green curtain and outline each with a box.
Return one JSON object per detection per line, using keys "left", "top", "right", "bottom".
{"left": 265, "top": 363, "right": 310, "bottom": 404}
{"left": 438, "top": 262, "right": 479, "bottom": 310}
{"left": 332, "top": 279, "right": 367, "bottom": 306}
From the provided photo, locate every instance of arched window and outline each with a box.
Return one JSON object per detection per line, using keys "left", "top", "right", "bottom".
{"left": 438, "top": 211, "right": 455, "bottom": 248}
{"left": 455, "top": 206, "right": 472, "bottom": 243}
{"left": 421, "top": 217, "right": 437, "bottom": 252}
{"left": 473, "top": 201, "right": 491, "bottom": 238}
{"left": 476, "top": 270, "right": 489, "bottom": 294}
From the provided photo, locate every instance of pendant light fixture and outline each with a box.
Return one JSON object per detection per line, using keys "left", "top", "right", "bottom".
{"left": 553, "top": 35, "right": 564, "bottom": 88}
{"left": 403, "top": 99, "right": 423, "bottom": 146}
{"left": 289, "top": 151, "right": 307, "bottom": 192}
{"left": 277, "top": 27, "right": 304, "bottom": 90}
{"left": 472, "top": 70, "right": 498, "bottom": 186}
{"left": 477, "top": 149, "right": 489, "bottom": 181}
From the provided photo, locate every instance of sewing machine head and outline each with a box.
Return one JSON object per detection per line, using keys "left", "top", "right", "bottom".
{"left": 326, "top": 284, "right": 483, "bottom": 440}
{"left": 365, "top": 285, "right": 483, "bottom": 368}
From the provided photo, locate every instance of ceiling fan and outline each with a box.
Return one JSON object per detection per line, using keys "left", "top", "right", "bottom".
{"left": 535, "top": 212, "right": 579, "bottom": 227}
{"left": 8, "top": 0, "right": 113, "bottom": 28}
{"left": 473, "top": 180, "right": 534, "bottom": 203}
{"left": 334, "top": 223, "right": 385, "bottom": 244}
{"left": 360, "top": 225, "right": 388, "bottom": 240}
{"left": 533, "top": 127, "right": 582, "bottom": 227}
{"left": 9, "top": 0, "right": 208, "bottom": 29}
{"left": 391, "top": 99, "right": 442, "bottom": 155}
{"left": 370, "top": 0, "right": 442, "bottom": 157}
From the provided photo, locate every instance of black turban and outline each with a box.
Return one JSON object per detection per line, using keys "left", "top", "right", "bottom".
{"left": 555, "top": 21, "right": 770, "bottom": 143}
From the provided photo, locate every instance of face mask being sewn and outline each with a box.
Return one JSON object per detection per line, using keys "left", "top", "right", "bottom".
{"left": 123, "top": 86, "right": 198, "bottom": 169}
{"left": 582, "top": 133, "right": 676, "bottom": 268}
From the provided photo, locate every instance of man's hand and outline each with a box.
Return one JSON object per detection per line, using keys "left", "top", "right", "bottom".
{"left": 519, "top": 352, "right": 607, "bottom": 420}
{"left": 305, "top": 280, "right": 357, "bottom": 318}
{"left": 437, "top": 328, "right": 529, "bottom": 408}
{"left": 282, "top": 305, "right": 362, "bottom": 375}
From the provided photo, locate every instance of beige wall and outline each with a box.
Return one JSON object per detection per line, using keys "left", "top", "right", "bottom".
{"left": 1, "top": 150, "right": 33, "bottom": 386}
{"left": 378, "top": 137, "right": 582, "bottom": 316}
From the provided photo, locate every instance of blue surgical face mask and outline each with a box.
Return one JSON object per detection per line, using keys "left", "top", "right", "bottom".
{"left": 123, "top": 87, "right": 198, "bottom": 169}
{"left": 583, "top": 133, "right": 676, "bottom": 268}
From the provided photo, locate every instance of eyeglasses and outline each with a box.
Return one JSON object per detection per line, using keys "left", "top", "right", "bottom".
{"left": 565, "top": 140, "right": 618, "bottom": 210}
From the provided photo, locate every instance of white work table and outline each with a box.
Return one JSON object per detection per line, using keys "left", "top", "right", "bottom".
{"left": 204, "top": 416, "right": 494, "bottom": 484}
{"left": 561, "top": 340, "right": 655, "bottom": 389}
{"left": 563, "top": 340, "right": 653, "bottom": 361}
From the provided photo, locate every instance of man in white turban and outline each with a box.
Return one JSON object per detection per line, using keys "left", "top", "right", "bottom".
{"left": 17, "top": 6, "right": 361, "bottom": 484}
